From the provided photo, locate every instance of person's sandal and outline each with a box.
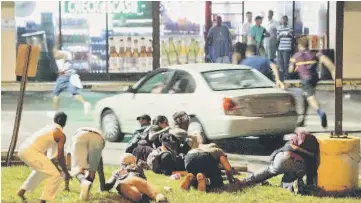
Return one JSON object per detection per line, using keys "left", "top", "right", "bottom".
{"left": 196, "top": 173, "right": 207, "bottom": 192}
{"left": 180, "top": 173, "right": 195, "bottom": 190}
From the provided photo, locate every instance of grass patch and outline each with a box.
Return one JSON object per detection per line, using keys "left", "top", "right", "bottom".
{"left": 2, "top": 166, "right": 361, "bottom": 203}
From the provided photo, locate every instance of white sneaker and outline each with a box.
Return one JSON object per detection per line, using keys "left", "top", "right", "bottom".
{"left": 80, "top": 180, "right": 92, "bottom": 201}
{"left": 83, "top": 102, "right": 91, "bottom": 116}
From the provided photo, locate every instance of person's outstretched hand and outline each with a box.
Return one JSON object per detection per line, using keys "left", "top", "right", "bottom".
{"left": 276, "top": 80, "right": 285, "bottom": 89}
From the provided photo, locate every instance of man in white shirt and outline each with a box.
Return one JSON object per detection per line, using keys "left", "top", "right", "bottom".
{"left": 264, "top": 10, "right": 278, "bottom": 61}
{"left": 70, "top": 127, "right": 106, "bottom": 201}
{"left": 241, "top": 11, "right": 253, "bottom": 44}
{"left": 17, "top": 112, "right": 70, "bottom": 203}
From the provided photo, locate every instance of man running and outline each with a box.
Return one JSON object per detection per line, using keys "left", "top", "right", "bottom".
{"left": 289, "top": 37, "right": 335, "bottom": 127}
{"left": 17, "top": 112, "right": 70, "bottom": 203}
{"left": 70, "top": 127, "right": 106, "bottom": 201}
{"left": 51, "top": 46, "right": 91, "bottom": 116}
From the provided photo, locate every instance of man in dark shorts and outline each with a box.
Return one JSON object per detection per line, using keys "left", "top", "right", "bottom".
{"left": 289, "top": 37, "right": 335, "bottom": 128}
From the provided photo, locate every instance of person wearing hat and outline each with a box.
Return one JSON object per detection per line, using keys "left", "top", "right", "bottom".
{"left": 180, "top": 145, "right": 239, "bottom": 192}
{"left": 136, "top": 114, "right": 151, "bottom": 127}
{"left": 104, "top": 153, "right": 167, "bottom": 203}
{"left": 69, "top": 127, "right": 106, "bottom": 201}
{"left": 17, "top": 112, "right": 70, "bottom": 203}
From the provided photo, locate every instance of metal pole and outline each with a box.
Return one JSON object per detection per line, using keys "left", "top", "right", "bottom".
{"left": 334, "top": 1, "right": 344, "bottom": 136}
{"left": 105, "top": 11, "right": 109, "bottom": 73}
{"left": 326, "top": 1, "right": 330, "bottom": 49}
{"left": 205, "top": 1, "right": 212, "bottom": 41}
{"left": 6, "top": 46, "right": 32, "bottom": 166}
{"left": 152, "top": 1, "right": 160, "bottom": 70}
{"left": 59, "top": 1, "right": 62, "bottom": 49}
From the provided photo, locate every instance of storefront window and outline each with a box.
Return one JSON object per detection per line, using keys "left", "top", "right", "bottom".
{"left": 212, "top": 1, "right": 244, "bottom": 43}
{"left": 15, "top": 1, "right": 59, "bottom": 81}
{"left": 244, "top": 1, "right": 293, "bottom": 28}
{"left": 61, "top": 1, "right": 107, "bottom": 73}
{"left": 295, "top": 1, "right": 328, "bottom": 49}
{"left": 108, "top": 1, "right": 153, "bottom": 73}
{"left": 160, "top": 1, "right": 205, "bottom": 66}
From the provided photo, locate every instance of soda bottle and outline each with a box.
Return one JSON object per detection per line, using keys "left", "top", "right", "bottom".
{"left": 118, "top": 39, "right": 125, "bottom": 72}
{"left": 168, "top": 37, "right": 178, "bottom": 65}
{"left": 147, "top": 39, "right": 153, "bottom": 71}
{"left": 178, "top": 40, "right": 187, "bottom": 64}
{"left": 124, "top": 37, "right": 133, "bottom": 73}
{"left": 133, "top": 39, "right": 140, "bottom": 72}
{"left": 188, "top": 38, "right": 197, "bottom": 63}
{"left": 139, "top": 37, "right": 147, "bottom": 72}
{"left": 109, "top": 38, "right": 119, "bottom": 73}
{"left": 196, "top": 41, "right": 205, "bottom": 63}
{"left": 161, "top": 40, "right": 169, "bottom": 67}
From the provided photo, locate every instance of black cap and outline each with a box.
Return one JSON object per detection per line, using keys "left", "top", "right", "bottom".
{"left": 136, "top": 114, "right": 151, "bottom": 121}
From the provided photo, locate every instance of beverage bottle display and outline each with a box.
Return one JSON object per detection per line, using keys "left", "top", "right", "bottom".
{"left": 109, "top": 45, "right": 119, "bottom": 73}
{"left": 196, "top": 41, "right": 205, "bottom": 63}
{"left": 118, "top": 39, "right": 125, "bottom": 72}
{"left": 124, "top": 37, "right": 133, "bottom": 73}
{"left": 188, "top": 38, "right": 198, "bottom": 63}
{"left": 139, "top": 37, "right": 148, "bottom": 72}
{"left": 133, "top": 39, "right": 140, "bottom": 72}
{"left": 147, "top": 39, "right": 153, "bottom": 71}
{"left": 177, "top": 40, "right": 187, "bottom": 64}
{"left": 161, "top": 40, "right": 169, "bottom": 67}
{"left": 168, "top": 37, "right": 178, "bottom": 65}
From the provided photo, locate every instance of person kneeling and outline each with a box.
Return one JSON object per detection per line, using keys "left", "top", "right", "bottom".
{"left": 104, "top": 153, "right": 167, "bottom": 203}
{"left": 180, "top": 146, "right": 238, "bottom": 192}
{"left": 238, "top": 130, "right": 319, "bottom": 194}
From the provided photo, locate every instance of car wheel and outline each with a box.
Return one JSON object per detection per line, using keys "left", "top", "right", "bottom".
{"left": 101, "top": 109, "right": 124, "bottom": 142}
{"left": 188, "top": 117, "right": 208, "bottom": 144}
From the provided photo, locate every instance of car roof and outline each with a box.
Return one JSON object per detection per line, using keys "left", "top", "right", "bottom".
{"left": 165, "top": 63, "right": 251, "bottom": 73}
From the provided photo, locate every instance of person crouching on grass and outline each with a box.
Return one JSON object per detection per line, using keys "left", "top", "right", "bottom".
{"left": 104, "top": 153, "right": 167, "bottom": 203}
{"left": 69, "top": 127, "right": 106, "bottom": 201}
{"left": 17, "top": 112, "right": 70, "bottom": 203}
{"left": 237, "top": 130, "right": 319, "bottom": 194}
{"left": 180, "top": 145, "right": 239, "bottom": 192}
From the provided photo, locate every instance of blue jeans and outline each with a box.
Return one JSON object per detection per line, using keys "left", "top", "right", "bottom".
{"left": 278, "top": 50, "right": 292, "bottom": 81}
{"left": 243, "top": 152, "right": 306, "bottom": 187}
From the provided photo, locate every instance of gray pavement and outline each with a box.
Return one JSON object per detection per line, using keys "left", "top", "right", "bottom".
{"left": 1, "top": 89, "right": 361, "bottom": 173}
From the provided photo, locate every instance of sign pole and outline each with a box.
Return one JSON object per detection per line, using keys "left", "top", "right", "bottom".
{"left": 6, "top": 45, "right": 32, "bottom": 166}
{"left": 334, "top": 1, "right": 344, "bottom": 136}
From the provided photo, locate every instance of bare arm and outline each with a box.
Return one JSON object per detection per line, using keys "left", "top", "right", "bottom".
{"left": 54, "top": 129, "right": 71, "bottom": 180}
{"left": 270, "top": 63, "right": 285, "bottom": 89}
{"left": 289, "top": 57, "right": 296, "bottom": 73}
{"left": 318, "top": 54, "right": 336, "bottom": 80}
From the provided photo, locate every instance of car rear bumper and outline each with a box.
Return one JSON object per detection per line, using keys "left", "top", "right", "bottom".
{"left": 205, "top": 113, "right": 298, "bottom": 140}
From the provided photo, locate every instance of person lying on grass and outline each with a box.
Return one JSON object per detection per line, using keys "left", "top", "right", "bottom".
{"left": 237, "top": 130, "right": 319, "bottom": 194}
{"left": 103, "top": 153, "right": 167, "bottom": 203}
{"left": 180, "top": 144, "right": 240, "bottom": 192}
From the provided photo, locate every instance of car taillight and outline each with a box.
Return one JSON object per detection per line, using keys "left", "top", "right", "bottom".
{"left": 223, "top": 97, "right": 244, "bottom": 115}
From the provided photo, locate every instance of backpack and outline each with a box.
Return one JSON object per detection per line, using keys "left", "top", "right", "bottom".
{"left": 146, "top": 148, "right": 176, "bottom": 174}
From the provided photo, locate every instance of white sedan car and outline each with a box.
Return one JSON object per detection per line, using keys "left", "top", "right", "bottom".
{"left": 94, "top": 64, "right": 298, "bottom": 143}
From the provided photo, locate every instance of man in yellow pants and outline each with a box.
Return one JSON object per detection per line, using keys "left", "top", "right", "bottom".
{"left": 17, "top": 112, "right": 70, "bottom": 203}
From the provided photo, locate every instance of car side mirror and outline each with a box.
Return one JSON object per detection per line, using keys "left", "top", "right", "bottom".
{"left": 124, "top": 85, "right": 135, "bottom": 93}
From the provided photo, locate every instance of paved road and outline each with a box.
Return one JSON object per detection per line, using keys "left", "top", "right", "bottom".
{"left": 2, "top": 89, "right": 360, "bottom": 172}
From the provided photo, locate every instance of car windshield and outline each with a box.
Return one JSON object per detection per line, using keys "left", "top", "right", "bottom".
{"left": 202, "top": 69, "right": 275, "bottom": 91}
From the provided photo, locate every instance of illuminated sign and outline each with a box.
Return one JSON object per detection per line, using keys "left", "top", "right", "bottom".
{"left": 64, "top": 1, "right": 151, "bottom": 18}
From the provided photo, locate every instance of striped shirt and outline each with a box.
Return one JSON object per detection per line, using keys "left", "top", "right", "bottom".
{"left": 277, "top": 25, "right": 293, "bottom": 51}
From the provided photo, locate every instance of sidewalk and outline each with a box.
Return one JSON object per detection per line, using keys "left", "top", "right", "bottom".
{"left": 2, "top": 80, "right": 361, "bottom": 92}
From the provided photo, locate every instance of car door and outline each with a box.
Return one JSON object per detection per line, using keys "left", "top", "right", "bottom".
{"left": 125, "top": 69, "right": 175, "bottom": 131}
{"left": 159, "top": 70, "right": 197, "bottom": 120}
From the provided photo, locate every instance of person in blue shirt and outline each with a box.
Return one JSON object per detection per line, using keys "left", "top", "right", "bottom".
{"left": 241, "top": 45, "right": 284, "bottom": 89}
